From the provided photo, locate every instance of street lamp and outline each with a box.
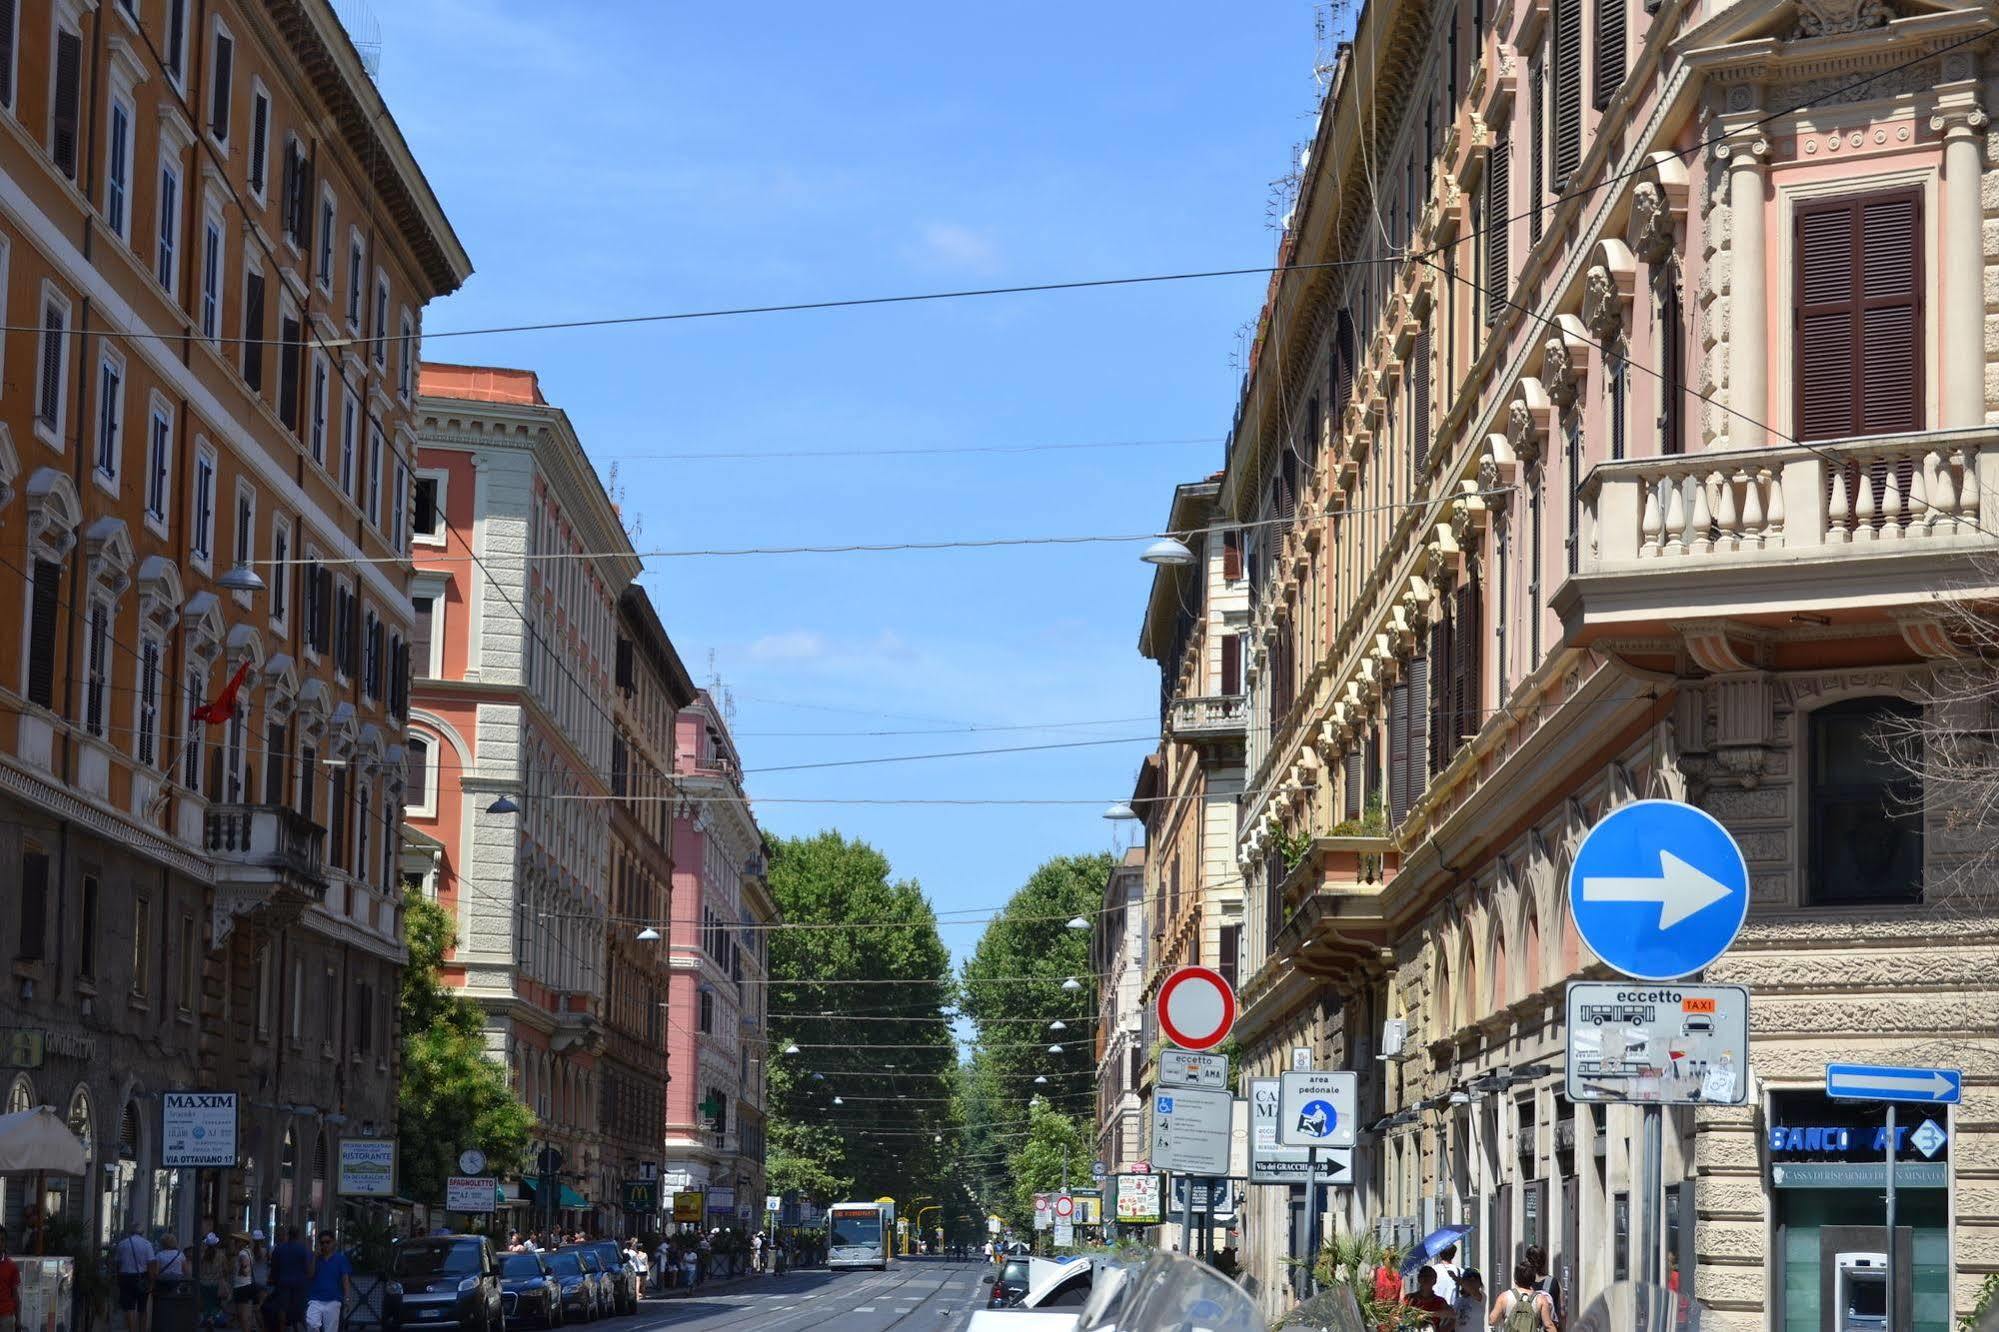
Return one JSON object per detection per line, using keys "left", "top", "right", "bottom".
{"left": 486, "top": 795, "right": 520, "bottom": 815}
{"left": 1102, "top": 802, "right": 1137, "bottom": 821}
{"left": 1140, "top": 537, "right": 1196, "bottom": 566}
{"left": 1048, "top": 1021, "right": 1067, "bottom": 1032}
{"left": 1061, "top": 977, "right": 1082, "bottom": 992}
{"left": 784, "top": 1043, "right": 801, "bottom": 1056}
{"left": 1047, "top": 1044, "right": 1063, "bottom": 1055}
{"left": 635, "top": 926, "right": 661, "bottom": 942}
{"left": 1065, "top": 917, "right": 1088, "bottom": 930}
{"left": 217, "top": 563, "right": 267, "bottom": 593}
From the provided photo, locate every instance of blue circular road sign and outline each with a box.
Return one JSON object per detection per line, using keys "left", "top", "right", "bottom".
{"left": 1296, "top": 1099, "right": 1338, "bottom": 1139}
{"left": 1567, "top": 800, "right": 1749, "bottom": 981}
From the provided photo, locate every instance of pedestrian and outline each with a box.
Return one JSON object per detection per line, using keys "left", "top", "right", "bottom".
{"left": 303, "top": 1232, "right": 351, "bottom": 1332}
{"left": 1372, "top": 1244, "right": 1403, "bottom": 1307}
{"left": 231, "top": 1235, "right": 259, "bottom": 1332}
{"left": 0, "top": 1228, "right": 22, "bottom": 1332}
{"left": 1403, "top": 1265, "right": 1452, "bottom": 1329}
{"left": 1451, "top": 1269, "right": 1484, "bottom": 1332}
{"left": 696, "top": 1234, "right": 711, "bottom": 1285}
{"left": 1491, "top": 1259, "right": 1557, "bottom": 1331}
{"left": 268, "top": 1227, "right": 312, "bottom": 1332}
{"left": 749, "top": 1233, "right": 762, "bottom": 1274}
{"left": 155, "top": 1233, "right": 189, "bottom": 1297}
{"left": 626, "top": 1238, "right": 648, "bottom": 1299}
{"left": 1432, "top": 1243, "right": 1461, "bottom": 1306}
{"left": 1524, "top": 1245, "right": 1563, "bottom": 1329}
{"left": 113, "top": 1222, "right": 157, "bottom": 1332}
{"left": 679, "top": 1244, "right": 697, "bottom": 1291}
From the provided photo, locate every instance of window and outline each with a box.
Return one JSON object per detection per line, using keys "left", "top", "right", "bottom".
{"left": 132, "top": 897, "right": 152, "bottom": 998}
{"left": 17, "top": 848, "right": 47, "bottom": 961}
{"left": 1564, "top": 417, "right": 1582, "bottom": 575}
{"left": 201, "top": 213, "right": 223, "bottom": 343}
{"left": 1220, "top": 632, "right": 1241, "bottom": 695}
{"left": 1795, "top": 191, "right": 1922, "bottom": 441}
{"left": 192, "top": 445, "right": 216, "bottom": 566}
{"left": 1551, "top": 0, "right": 1584, "bottom": 187}
{"left": 392, "top": 463, "right": 409, "bottom": 553}
{"left": 164, "top": 0, "right": 188, "bottom": 86}
{"left": 328, "top": 767, "right": 347, "bottom": 870}
{"left": 412, "top": 595, "right": 435, "bottom": 676}
{"left": 1485, "top": 139, "right": 1510, "bottom": 324}
{"left": 247, "top": 85, "right": 270, "bottom": 199}
{"left": 317, "top": 188, "right": 336, "bottom": 289}
{"left": 1595, "top": 0, "right": 1627, "bottom": 109}
{"left": 184, "top": 668, "right": 204, "bottom": 789}
{"left": 309, "top": 354, "right": 329, "bottom": 464}
{"left": 698, "top": 988, "right": 715, "bottom": 1034}
{"left": 36, "top": 291, "right": 69, "bottom": 438}
{"left": 281, "top": 135, "right": 312, "bottom": 251}
{"left": 1659, "top": 275, "right": 1685, "bottom": 454}
{"left": 1412, "top": 322, "right": 1432, "bottom": 473}
{"left": 26, "top": 560, "right": 60, "bottom": 709}
{"left": 177, "top": 914, "right": 196, "bottom": 1011}
{"left": 95, "top": 349, "right": 123, "bottom": 483}
{"left": 271, "top": 518, "right": 291, "bottom": 628}
{"left": 362, "top": 608, "right": 381, "bottom": 699}
{"left": 208, "top": 25, "right": 233, "bottom": 142}
{"left": 398, "top": 311, "right": 414, "bottom": 399}
{"left": 84, "top": 601, "right": 109, "bottom": 737}
{"left": 373, "top": 274, "right": 389, "bottom": 366}
{"left": 1608, "top": 350, "right": 1627, "bottom": 460}
{"left": 233, "top": 485, "right": 255, "bottom": 580}
{"left": 242, "top": 267, "right": 265, "bottom": 390}
{"left": 0, "top": 0, "right": 16, "bottom": 109}
{"left": 144, "top": 406, "right": 173, "bottom": 525}
{"left": 1809, "top": 697, "right": 1922, "bottom": 905}
{"left": 156, "top": 161, "right": 180, "bottom": 292}
{"left": 1528, "top": 469, "right": 1543, "bottom": 662}
{"left": 413, "top": 474, "right": 442, "bottom": 541}
{"left": 51, "top": 26, "right": 81, "bottom": 177}
{"left": 78, "top": 876, "right": 99, "bottom": 981}
{"left": 105, "top": 97, "right": 132, "bottom": 238}
{"left": 137, "top": 634, "right": 162, "bottom": 766}
{"left": 339, "top": 390, "right": 359, "bottom": 497}
{"left": 1529, "top": 59, "right": 1545, "bottom": 245}
{"left": 365, "top": 426, "right": 383, "bottom": 528}
{"left": 265, "top": 722, "right": 286, "bottom": 805}
{"left": 346, "top": 235, "right": 364, "bottom": 326}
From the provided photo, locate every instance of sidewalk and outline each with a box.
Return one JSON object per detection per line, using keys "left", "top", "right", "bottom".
{"left": 650, "top": 1268, "right": 792, "bottom": 1300}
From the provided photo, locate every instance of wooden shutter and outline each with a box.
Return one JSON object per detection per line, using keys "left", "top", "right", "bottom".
{"left": 278, "top": 316, "right": 302, "bottom": 428}
{"left": 0, "top": 0, "right": 16, "bottom": 108}
{"left": 51, "top": 30, "right": 80, "bottom": 177}
{"left": 1485, "top": 141, "right": 1510, "bottom": 324}
{"left": 250, "top": 97, "right": 269, "bottom": 194}
{"left": 1660, "top": 277, "right": 1685, "bottom": 454}
{"left": 412, "top": 596, "right": 433, "bottom": 676}
{"left": 1222, "top": 529, "right": 1242, "bottom": 580}
{"left": 1456, "top": 568, "right": 1483, "bottom": 755}
{"left": 1407, "top": 655, "right": 1430, "bottom": 805}
{"left": 1344, "top": 751, "right": 1363, "bottom": 820}
{"left": 1552, "top": 0, "right": 1584, "bottom": 186}
{"left": 329, "top": 768, "right": 347, "bottom": 865}
{"left": 27, "top": 560, "right": 60, "bottom": 709}
{"left": 1794, "top": 191, "right": 1922, "bottom": 441}
{"left": 1413, "top": 324, "right": 1432, "bottom": 473}
{"left": 1220, "top": 633, "right": 1242, "bottom": 696}
{"left": 210, "top": 34, "right": 233, "bottom": 140}
{"left": 1595, "top": 0, "right": 1627, "bottom": 110}
{"left": 38, "top": 305, "right": 64, "bottom": 428}
{"left": 242, "top": 273, "right": 265, "bottom": 390}
{"left": 615, "top": 636, "right": 635, "bottom": 691}
{"left": 265, "top": 723, "right": 286, "bottom": 805}
{"left": 1429, "top": 607, "right": 1451, "bottom": 776}
{"left": 316, "top": 568, "right": 333, "bottom": 651}
{"left": 1529, "top": 61, "right": 1545, "bottom": 244}
{"left": 1388, "top": 679, "right": 1410, "bottom": 826}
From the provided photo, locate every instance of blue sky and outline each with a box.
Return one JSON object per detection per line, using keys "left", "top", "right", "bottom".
{"left": 378, "top": 1, "right": 1322, "bottom": 968}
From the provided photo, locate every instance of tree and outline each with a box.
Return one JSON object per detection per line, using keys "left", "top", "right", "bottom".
{"left": 959, "top": 854, "right": 1110, "bottom": 1148}
{"left": 397, "top": 889, "right": 536, "bottom": 1204}
{"left": 765, "top": 832, "right": 958, "bottom": 1203}
{"left": 1004, "top": 1098, "right": 1092, "bottom": 1232}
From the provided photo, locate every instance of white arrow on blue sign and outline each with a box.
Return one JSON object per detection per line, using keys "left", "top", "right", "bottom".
{"left": 1567, "top": 800, "right": 1750, "bottom": 981}
{"left": 1826, "top": 1063, "right": 1962, "bottom": 1104}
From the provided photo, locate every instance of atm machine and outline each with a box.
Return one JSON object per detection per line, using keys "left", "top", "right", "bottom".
{"left": 1832, "top": 1252, "right": 1888, "bottom": 1331}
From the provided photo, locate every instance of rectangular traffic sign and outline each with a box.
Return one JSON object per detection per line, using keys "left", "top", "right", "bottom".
{"left": 1826, "top": 1063, "right": 1962, "bottom": 1105}
{"left": 1159, "top": 1050, "right": 1228, "bottom": 1087}
{"left": 1248, "top": 1078, "right": 1352, "bottom": 1185}
{"left": 1150, "top": 1085, "right": 1234, "bottom": 1175}
{"left": 1277, "top": 1071, "right": 1357, "bottom": 1149}
{"left": 1564, "top": 981, "right": 1750, "bottom": 1105}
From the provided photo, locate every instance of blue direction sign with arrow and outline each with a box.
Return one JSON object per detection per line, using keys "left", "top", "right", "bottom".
{"left": 1568, "top": 800, "right": 1750, "bottom": 981}
{"left": 1826, "top": 1063, "right": 1962, "bottom": 1104}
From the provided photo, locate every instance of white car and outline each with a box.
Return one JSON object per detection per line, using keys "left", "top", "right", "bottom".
{"left": 966, "top": 1258, "right": 1114, "bottom": 1332}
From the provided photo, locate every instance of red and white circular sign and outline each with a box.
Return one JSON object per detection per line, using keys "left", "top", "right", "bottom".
{"left": 1033, "top": 1195, "right": 1049, "bottom": 1212}
{"left": 1054, "top": 1195, "right": 1074, "bottom": 1219}
{"left": 1156, "top": 965, "right": 1237, "bottom": 1051}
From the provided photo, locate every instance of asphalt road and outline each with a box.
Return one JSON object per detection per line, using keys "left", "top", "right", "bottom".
{"left": 629, "top": 1258, "right": 995, "bottom": 1332}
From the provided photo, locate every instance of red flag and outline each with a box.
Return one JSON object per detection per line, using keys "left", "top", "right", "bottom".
{"left": 192, "top": 662, "right": 252, "bottom": 725}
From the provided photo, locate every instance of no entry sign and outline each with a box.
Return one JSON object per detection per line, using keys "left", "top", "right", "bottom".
{"left": 1156, "top": 965, "right": 1237, "bottom": 1051}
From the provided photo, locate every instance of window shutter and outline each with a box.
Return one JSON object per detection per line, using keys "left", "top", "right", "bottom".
{"left": 242, "top": 273, "right": 265, "bottom": 390}
{"left": 1552, "top": 0, "right": 1584, "bottom": 186}
{"left": 1529, "top": 61, "right": 1545, "bottom": 245}
{"left": 1660, "top": 277, "right": 1685, "bottom": 454}
{"left": 1594, "top": 0, "right": 1627, "bottom": 111}
{"left": 51, "top": 31, "right": 80, "bottom": 177}
{"left": 1795, "top": 192, "right": 1922, "bottom": 441}
{"left": 38, "top": 306, "right": 64, "bottom": 429}
{"left": 1456, "top": 569, "right": 1483, "bottom": 757}
{"left": 1485, "top": 141, "right": 1510, "bottom": 324}
{"left": 329, "top": 768, "right": 346, "bottom": 865}
{"left": 250, "top": 98, "right": 269, "bottom": 193}
{"left": 210, "top": 36, "right": 233, "bottom": 138}
{"left": 1413, "top": 324, "right": 1432, "bottom": 473}
{"left": 411, "top": 596, "right": 433, "bottom": 677}
{"left": 265, "top": 723, "right": 286, "bottom": 805}
{"left": 278, "top": 316, "right": 302, "bottom": 428}
{"left": 1344, "top": 751, "right": 1363, "bottom": 821}
{"left": 1388, "top": 679, "right": 1410, "bottom": 826}
{"left": 1429, "top": 608, "right": 1450, "bottom": 776}
{"left": 1859, "top": 193, "right": 1921, "bottom": 435}
{"left": 615, "top": 637, "right": 635, "bottom": 691}
{"left": 0, "top": 0, "right": 16, "bottom": 108}
{"left": 1407, "top": 655, "right": 1430, "bottom": 804}
{"left": 1220, "top": 633, "right": 1242, "bottom": 696}
{"left": 1222, "top": 530, "right": 1242, "bottom": 580}
{"left": 27, "top": 560, "right": 60, "bottom": 709}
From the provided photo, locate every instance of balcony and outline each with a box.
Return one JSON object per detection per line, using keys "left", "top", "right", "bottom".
{"left": 206, "top": 805, "right": 328, "bottom": 946}
{"left": 1268, "top": 835, "right": 1400, "bottom": 984}
{"left": 1559, "top": 428, "right": 1999, "bottom": 659}
{"left": 1166, "top": 694, "right": 1248, "bottom": 752}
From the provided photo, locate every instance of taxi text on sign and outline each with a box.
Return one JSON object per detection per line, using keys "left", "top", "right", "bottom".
{"left": 1567, "top": 800, "right": 1750, "bottom": 981}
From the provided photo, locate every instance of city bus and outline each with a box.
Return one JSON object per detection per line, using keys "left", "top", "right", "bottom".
{"left": 828, "top": 1200, "right": 892, "bottom": 1270}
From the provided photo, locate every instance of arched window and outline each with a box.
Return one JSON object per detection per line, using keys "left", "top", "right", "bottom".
{"left": 1809, "top": 697, "right": 1922, "bottom": 905}
{"left": 404, "top": 734, "right": 431, "bottom": 815}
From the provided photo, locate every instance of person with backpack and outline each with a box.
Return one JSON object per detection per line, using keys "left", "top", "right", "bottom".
{"left": 1488, "top": 1259, "right": 1556, "bottom": 1330}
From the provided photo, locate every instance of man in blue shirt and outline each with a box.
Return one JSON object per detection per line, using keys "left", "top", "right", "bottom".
{"left": 303, "top": 1233, "right": 351, "bottom": 1332}
{"left": 267, "top": 1227, "right": 313, "bottom": 1332}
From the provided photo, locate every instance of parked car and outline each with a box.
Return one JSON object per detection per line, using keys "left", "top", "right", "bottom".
{"left": 575, "top": 1241, "right": 637, "bottom": 1315}
{"left": 559, "top": 1247, "right": 617, "bottom": 1320}
{"left": 539, "top": 1251, "right": 602, "bottom": 1323}
{"left": 390, "top": 1235, "right": 505, "bottom": 1332}
{"left": 499, "top": 1252, "right": 562, "bottom": 1328}
{"left": 971, "top": 1257, "right": 1101, "bottom": 1330}
{"left": 987, "top": 1256, "right": 1035, "bottom": 1308}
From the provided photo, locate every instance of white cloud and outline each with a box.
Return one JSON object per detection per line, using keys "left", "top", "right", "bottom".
{"left": 915, "top": 222, "right": 999, "bottom": 273}
{"left": 747, "top": 630, "right": 828, "bottom": 662}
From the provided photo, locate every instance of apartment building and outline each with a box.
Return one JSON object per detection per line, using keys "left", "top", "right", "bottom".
{"left": 1093, "top": 848, "right": 1147, "bottom": 1176}
{"left": 1210, "top": 0, "right": 1997, "bottom": 1320}
{"left": 407, "top": 363, "right": 638, "bottom": 1228}
{"left": 662, "top": 691, "right": 774, "bottom": 1229}
{"left": 0, "top": 0, "right": 466, "bottom": 1244}
{"left": 602, "top": 585, "right": 696, "bottom": 1233}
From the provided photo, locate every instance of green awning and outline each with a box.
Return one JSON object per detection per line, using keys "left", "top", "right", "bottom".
{"left": 516, "top": 1180, "right": 589, "bottom": 1209}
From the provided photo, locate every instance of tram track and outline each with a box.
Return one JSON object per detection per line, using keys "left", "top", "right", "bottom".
{"left": 638, "top": 1259, "right": 979, "bottom": 1332}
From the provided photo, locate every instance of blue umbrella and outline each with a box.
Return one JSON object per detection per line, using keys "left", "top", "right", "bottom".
{"left": 1400, "top": 1224, "right": 1474, "bottom": 1276}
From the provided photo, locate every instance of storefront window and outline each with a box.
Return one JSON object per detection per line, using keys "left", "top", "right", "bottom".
{"left": 1808, "top": 697, "right": 1922, "bottom": 904}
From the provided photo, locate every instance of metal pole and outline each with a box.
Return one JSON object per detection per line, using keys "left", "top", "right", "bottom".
{"left": 1885, "top": 1105, "right": 1898, "bottom": 1332}
{"left": 1640, "top": 1105, "right": 1663, "bottom": 1290}
{"left": 1179, "top": 1173, "right": 1194, "bottom": 1256}
{"left": 1305, "top": 1149, "right": 1321, "bottom": 1297}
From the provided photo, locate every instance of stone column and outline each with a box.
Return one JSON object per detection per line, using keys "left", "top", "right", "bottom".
{"left": 1934, "top": 91, "right": 1989, "bottom": 428}
{"left": 1718, "top": 131, "right": 1771, "bottom": 449}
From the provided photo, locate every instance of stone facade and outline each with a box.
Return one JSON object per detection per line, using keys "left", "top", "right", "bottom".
{"left": 1094, "top": 849, "right": 1148, "bottom": 1175}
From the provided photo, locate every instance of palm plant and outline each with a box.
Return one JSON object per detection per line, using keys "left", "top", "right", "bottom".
{"left": 1310, "top": 1231, "right": 1425, "bottom": 1330}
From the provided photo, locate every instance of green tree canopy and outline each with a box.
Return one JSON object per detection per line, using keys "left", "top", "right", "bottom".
{"left": 765, "top": 832, "right": 957, "bottom": 1204}
{"left": 397, "top": 890, "right": 535, "bottom": 1204}
{"left": 1004, "top": 1099, "right": 1093, "bottom": 1232}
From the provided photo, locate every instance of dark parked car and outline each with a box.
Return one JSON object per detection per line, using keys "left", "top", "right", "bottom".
{"left": 987, "top": 1256, "right": 1033, "bottom": 1309}
{"left": 391, "top": 1236, "right": 504, "bottom": 1332}
{"left": 541, "top": 1251, "right": 604, "bottom": 1322}
{"left": 499, "top": 1252, "right": 562, "bottom": 1328}
{"left": 575, "top": 1241, "right": 636, "bottom": 1315}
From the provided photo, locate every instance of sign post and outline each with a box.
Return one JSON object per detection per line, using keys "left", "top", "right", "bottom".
{"left": 1568, "top": 800, "right": 1750, "bottom": 1292}
{"left": 1825, "top": 1062, "right": 1962, "bottom": 1331}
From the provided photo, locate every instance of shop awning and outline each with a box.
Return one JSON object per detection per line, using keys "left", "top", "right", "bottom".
{"left": 517, "top": 1179, "right": 588, "bottom": 1210}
